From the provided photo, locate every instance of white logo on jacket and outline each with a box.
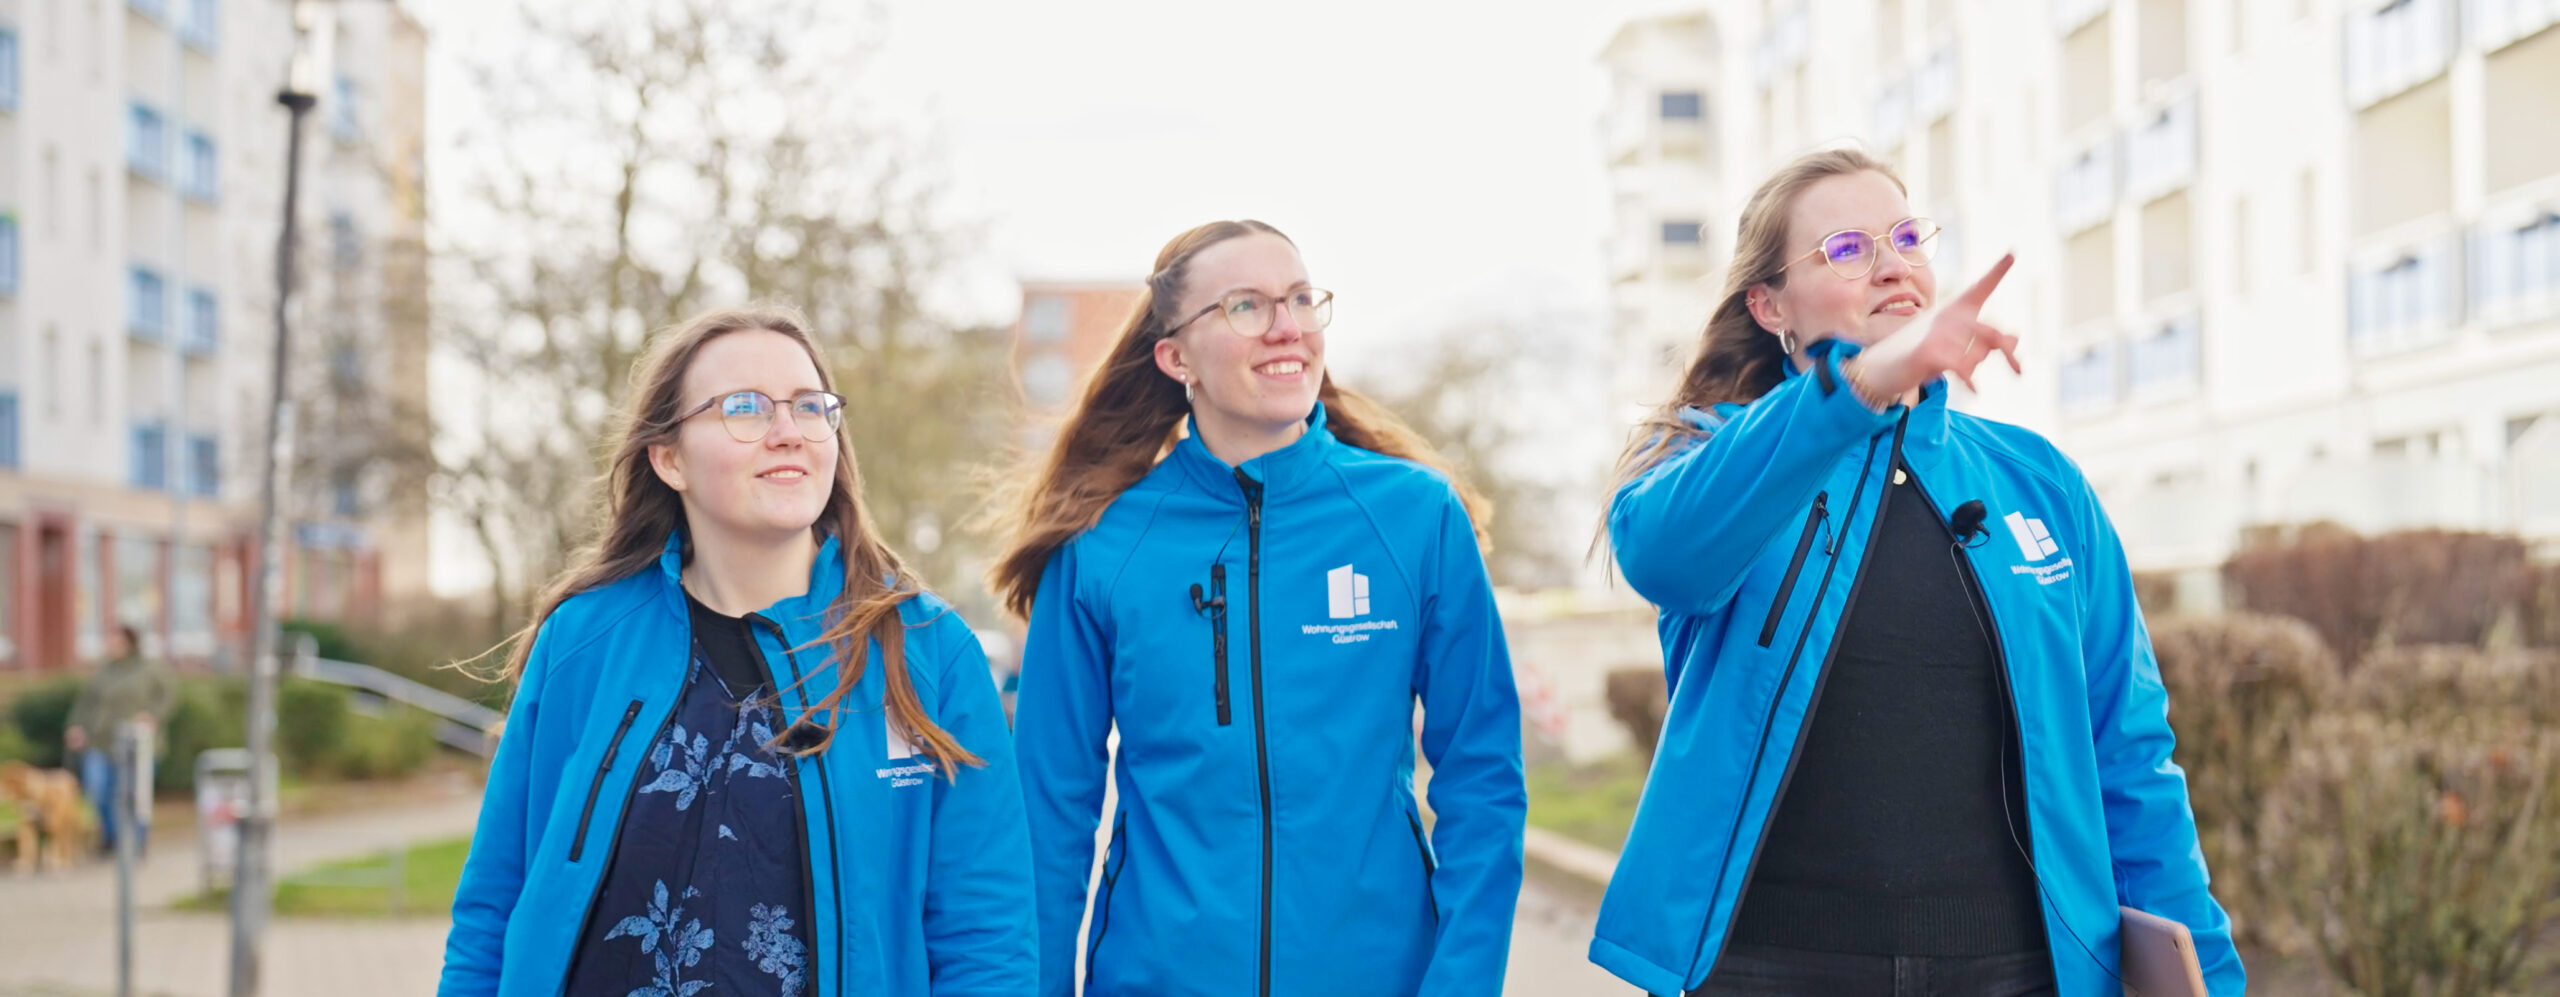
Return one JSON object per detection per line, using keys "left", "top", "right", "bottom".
{"left": 877, "top": 718, "right": 931, "bottom": 787}
{"left": 2003, "top": 511, "right": 2074, "bottom": 585}
{"left": 1304, "top": 563, "right": 1401, "bottom": 644}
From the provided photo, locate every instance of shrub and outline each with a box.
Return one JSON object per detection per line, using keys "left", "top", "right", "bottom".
{"left": 276, "top": 680, "right": 352, "bottom": 775}
{"left": 2262, "top": 710, "right": 2560, "bottom": 996}
{"left": 4, "top": 678, "right": 84, "bottom": 770}
{"left": 332, "top": 708, "right": 440, "bottom": 781}
{"left": 2222, "top": 525, "right": 2531, "bottom": 667}
{"left": 2149, "top": 613, "right": 2341, "bottom": 948}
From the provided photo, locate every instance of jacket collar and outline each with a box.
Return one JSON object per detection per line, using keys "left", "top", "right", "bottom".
{"left": 655, "top": 527, "right": 847, "bottom": 631}
{"left": 1168, "top": 402, "right": 1336, "bottom": 501}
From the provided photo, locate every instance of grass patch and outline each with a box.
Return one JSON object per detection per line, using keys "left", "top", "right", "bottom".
{"left": 1525, "top": 752, "right": 1649, "bottom": 853}
{"left": 178, "top": 835, "right": 471, "bottom": 918}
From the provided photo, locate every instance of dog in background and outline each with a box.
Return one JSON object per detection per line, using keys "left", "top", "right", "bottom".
{"left": 0, "top": 760, "right": 96, "bottom": 873}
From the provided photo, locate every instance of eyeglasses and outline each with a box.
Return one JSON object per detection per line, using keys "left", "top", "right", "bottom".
{"left": 1785, "top": 217, "right": 1941, "bottom": 280}
{"left": 671, "top": 389, "right": 846, "bottom": 443}
{"left": 1167, "top": 288, "right": 1336, "bottom": 338}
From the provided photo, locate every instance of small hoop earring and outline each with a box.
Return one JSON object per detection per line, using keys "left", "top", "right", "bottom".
{"left": 1182, "top": 379, "right": 1194, "bottom": 404}
{"left": 1779, "top": 330, "right": 1799, "bottom": 355}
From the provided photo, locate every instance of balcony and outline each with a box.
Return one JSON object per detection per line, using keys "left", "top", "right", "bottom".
{"left": 2347, "top": 232, "right": 2461, "bottom": 355}
{"left": 2123, "top": 95, "right": 2197, "bottom": 202}
{"left": 2470, "top": 204, "right": 2560, "bottom": 327}
{"left": 1753, "top": 5, "right": 1810, "bottom": 87}
{"left": 2055, "top": 137, "right": 2118, "bottom": 233}
{"left": 2469, "top": 0, "right": 2560, "bottom": 53}
{"left": 2059, "top": 337, "right": 2123, "bottom": 418}
{"left": 2345, "top": 0, "right": 2455, "bottom": 109}
{"left": 1910, "top": 46, "right": 1957, "bottom": 124}
{"left": 2127, "top": 311, "right": 2202, "bottom": 398}
{"left": 2055, "top": 0, "right": 2108, "bottom": 36}
{"left": 2483, "top": 15, "right": 2560, "bottom": 194}
{"left": 1871, "top": 80, "right": 1912, "bottom": 148}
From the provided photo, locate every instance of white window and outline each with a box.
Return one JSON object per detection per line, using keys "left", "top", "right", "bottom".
{"left": 1658, "top": 90, "right": 1703, "bottom": 121}
{"left": 2345, "top": 0, "right": 2454, "bottom": 108}
{"left": 183, "top": 130, "right": 217, "bottom": 201}
{"left": 2059, "top": 340, "right": 2121, "bottom": 415}
{"left": 2055, "top": 138, "right": 2117, "bottom": 232}
{"left": 2348, "top": 237, "right": 2458, "bottom": 353}
{"left": 2472, "top": 209, "right": 2560, "bottom": 322}
{"left": 128, "top": 101, "right": 168, "bottom": 180}
{"left": 2129, "top": 314, "right": 2202, "bottom": 392}
{"left": 2468, "top": 0, "right": 2560, "bottom": 51}
{"left": 2124, "top": 97, "right": 2198, "bottom": 200}
{"left": 1871, "top": 79, "right": 1912, "bottom": 147}
{"left": 1910, "top": 46, "right": 1958, "bottom": 122}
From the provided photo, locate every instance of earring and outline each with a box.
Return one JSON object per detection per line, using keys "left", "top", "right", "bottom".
{"left": 1780, "top": 330, "right": 1799, "bottom": 355}
{"left": 1182, "top": 378, "right": 1194, "bottom": 404}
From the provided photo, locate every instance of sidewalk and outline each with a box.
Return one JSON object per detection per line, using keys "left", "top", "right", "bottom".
{"left": 0, "top": 782, "right": 481, "bottom": 997}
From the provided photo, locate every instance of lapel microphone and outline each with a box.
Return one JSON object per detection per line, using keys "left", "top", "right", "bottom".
{"left": 1949, "top": 499, "right": 1991, "bottom": 547}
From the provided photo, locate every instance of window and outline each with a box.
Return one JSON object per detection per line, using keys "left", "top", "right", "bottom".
{"left": 2348, "top": 240, "right": 2456, "bottom": 352}
{"left": 1022, "top": 296, "right": 1070, "bottom": 343}
{"left": 2055, "top": 139, "right": 2117, "bottom": 231}
{"left": 2344, "top": 0, "right": 2453, "bottom": 107}
{"left": 186, "top": 433, "right": 217, "bottom": 496}
{"left": 0, "top": 27, "right": 19, "bottom": 112}
{"left": 182, "top": 130, "right": 216, "bottom": 202}
{"left": 130, "top": 420, "right": 168, "bottom": 489}
{"left": 328, "top": 341, "right": 362, "bottom": 389}
{"left": 329, "top": 211, "right": 361, "bottom": 269}
{"left": 0, "top": 391, "right": 18, "bottom": 468}
{"left": 2129, "top": 314, "right": 2201, "bottom": 391}
{"left": 1019, "top": 354, "right": 1071, "bottom": 408}
{"left": 128, "top": 266, "right": 167, "bottom": 341}
{"left": 184, "top": 286, "right": 217, "bottom": 354}
{"left": 1661, "top": 220, "right": 1705, "bottom": 246}
{"left": 1659, "top": 90, "right": 1703, "bottom": 121}
{"left": 128, "top": 0, "right": 167, "bottom": 20}
{"left": 0, "top": 213, "right": 17, "bottom": 297}
{"left": 128, "top": 101, "right": 168, "bottom": 180}
{"left": 328, "top": 74, "right": 358, "bottom": 140}
{"left": 181, "top": 0, "right": 216, "bottom": 50}
{"left": 2232, "top": 197, "right": 2253, "bottom": 298}
{"left": 2473, "top": 210, "right": 2560, "bottom": 320}
{"left": 2059, "top": 340, "right": 2120, "bottom": 414}
{"left": 114, "top": 530, "right": 161, "bottom": 638}
{"left": 2124, "top": 97, "right": 2197, "bottom": 199}
{"left": 330, "top": 467, "right": 360, "bottom": 517}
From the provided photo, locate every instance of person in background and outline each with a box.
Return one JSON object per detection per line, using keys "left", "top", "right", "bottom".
{"left": 66, "top": 623, "right": 175, "bottom": 857}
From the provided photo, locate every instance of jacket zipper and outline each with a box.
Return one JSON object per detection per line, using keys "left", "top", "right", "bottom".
{"left": 1211, "top": 564, "right": 1232, "bottom": 726}
{"left": 746, "top": 615, "right": 844, "bottom": 997}
{"left": 1404, "top": 805, "right": 1440, "bottom": 924}
{"left": 1235, "top": 468, "right": 1277, "bottom": 997}
{"left": 1690, "top": 415, "right": 1906, "bottom": 981}
{"left": 1756, "top": 492, "right": 1830, "bottom": 648}
{"left": 1084, "top": 809, "right": 1132, "bottom": 986}
{"left": 566, "top": 700, "right": 645, "bottom": 863}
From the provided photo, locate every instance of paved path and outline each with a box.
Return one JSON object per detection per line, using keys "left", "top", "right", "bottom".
{"left": 0, "top": 788, "right": 480, "bottom": 997}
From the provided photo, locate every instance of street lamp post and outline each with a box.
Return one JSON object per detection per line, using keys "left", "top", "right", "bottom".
{"left": 227, "top": 4, "right": 323, "bottom": 993}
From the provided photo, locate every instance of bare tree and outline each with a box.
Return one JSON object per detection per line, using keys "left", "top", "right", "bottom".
{"left": 436, "top": 0, "right": 1008, "bottom": 632}
{"left": 1363, "top": 310, "right": 1598, "bottom": 590}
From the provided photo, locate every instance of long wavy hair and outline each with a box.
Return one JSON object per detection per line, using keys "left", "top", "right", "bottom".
{"left": 1611, "top": 147, "right": 1908, "bottom": 487}
{"left": 986, "top": 220, "right": 1486, "bottom": 619}
{"left": 491, "top": 305, "right": 979, "bottom": 775}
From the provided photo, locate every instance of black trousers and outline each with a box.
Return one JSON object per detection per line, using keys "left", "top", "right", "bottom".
{"left": 1671, "top": 941, "right": 2059, "bottom": 997}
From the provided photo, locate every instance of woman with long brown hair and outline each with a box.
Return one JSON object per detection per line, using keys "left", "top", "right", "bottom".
{"left": 991, "top": 221, "right": 1525, "bottom": 997}
{"left": 1587, "top": 148, "right": 2240, "bottom": 996}
{"left": 440, "top": 306, "right": 1034, "bottom": 996}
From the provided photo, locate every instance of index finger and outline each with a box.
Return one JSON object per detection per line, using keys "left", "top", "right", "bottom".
{"left": 1953, "top": 252, "right": 2016, "bottom": 310}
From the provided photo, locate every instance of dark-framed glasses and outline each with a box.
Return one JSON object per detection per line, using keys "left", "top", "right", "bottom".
{"left": 672, "top": 389, "right": 846, "bottom": 443}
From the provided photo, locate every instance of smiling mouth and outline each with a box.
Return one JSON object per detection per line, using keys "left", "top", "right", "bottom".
{"left": 1256, "top": 360, "right": 1307, "bottom": 376}
{"left": 758, "top": 468, "right": 809, "bottom": 481}
{"left": 1873, "top": 298, "right": 1923, "bottom": 316}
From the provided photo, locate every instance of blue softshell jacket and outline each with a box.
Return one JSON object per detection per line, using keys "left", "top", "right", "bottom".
{"left": 1014, "top": 404, "right": 1528, "bottom": 997}
{"left": 1591, "top": 344, "right": 2243, "bottom": 996}
{"left": 440, "top": 532, "right": 1038, "bottom": 996}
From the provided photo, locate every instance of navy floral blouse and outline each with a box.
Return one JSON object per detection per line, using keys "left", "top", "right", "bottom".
{"left": 561, "top": 598, "right": 816, "bottom": 996}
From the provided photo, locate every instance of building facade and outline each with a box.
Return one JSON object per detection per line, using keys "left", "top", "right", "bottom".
{"left": 0, "top": 0, "right": 429, "bottom": 671}
{"left": 1601, "top": 0, "right": 2560, "bottom": 571}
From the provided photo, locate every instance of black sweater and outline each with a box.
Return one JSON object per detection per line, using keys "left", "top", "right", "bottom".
{"left": 1726, "top": 468, "right": 2047, "bottom": 957}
